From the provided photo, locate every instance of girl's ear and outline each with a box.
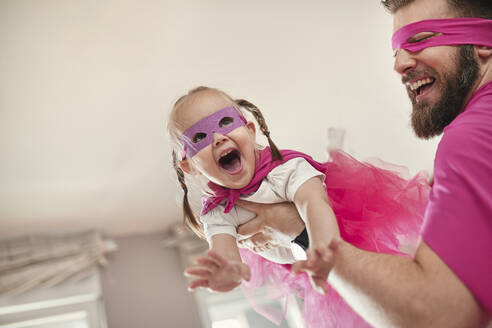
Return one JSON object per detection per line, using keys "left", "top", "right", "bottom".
{"left": 246, "top": 121, "right": 256, "bottom": 136}
{"left": 476, "top": 46, "right": 492, "bottom": 59}
{"left": 180, "top": 159, "right": 194, "bottom": 175}
{"left": 180, "top": 158, "right": 202, "bottom": 176}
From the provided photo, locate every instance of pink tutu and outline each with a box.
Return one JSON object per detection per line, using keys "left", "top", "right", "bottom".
{"left": 240, "top": 151, "right": 430, "bottom": 327}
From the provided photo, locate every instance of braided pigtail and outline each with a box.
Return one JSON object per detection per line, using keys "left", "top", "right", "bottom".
{"left": 172, "top": 151, "right": 205, "bottom": 239}
{"left": 235, "top": 99, "right": 283, "bottom": 161}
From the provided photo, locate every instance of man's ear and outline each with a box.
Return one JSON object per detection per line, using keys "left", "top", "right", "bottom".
{"left": 476, "top": 46, "right": 492, "bottom": 59}
{"left": 246, "top": 121, "right": 256, "bottom": 136}
{"left": 180, "top": 158, "right": 197, "bottom": 175}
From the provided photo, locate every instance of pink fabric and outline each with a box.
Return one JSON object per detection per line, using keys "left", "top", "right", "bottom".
{"left": 421, "top": 81, "right": 492, "bottom": 313}
{"left": 202, "top": 148, "right": 430, "bottom": 327}
{"left": 240, "top": 151, "right": 430, "bottom": 327}
{"left": 392, "top": 18, "right": 492, "bottom": 52}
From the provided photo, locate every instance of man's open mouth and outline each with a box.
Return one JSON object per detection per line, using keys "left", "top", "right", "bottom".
{"left": 408, "top": 77, "right": 436, "bottom": 97}
{"left": 218, "top": 149, "right": 242, "bottom": 173}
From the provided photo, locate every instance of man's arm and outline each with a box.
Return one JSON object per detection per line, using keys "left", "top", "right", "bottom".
{"left": 236, "top": 200, "right": 306, "bottom": 249}
{"left": 235, "top": 201, "right": 488, "bottom": 326}
{"left": 326, "top": 239, "right": 488, "bottom": 327}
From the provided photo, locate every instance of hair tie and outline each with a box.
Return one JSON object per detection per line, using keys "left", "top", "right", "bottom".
{"left": 264, "top": 131, "right": 271, "bottom": 138}
{"left": 183, "top": 188, "right": 188, "bottom": 195}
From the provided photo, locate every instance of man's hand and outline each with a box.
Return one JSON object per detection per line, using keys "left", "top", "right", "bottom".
{"left": 236, "top": 200, "right": 305, "bottom": 251}
{"left": 292, "top": 237, "right": 343, "bottom": 294}
{"left": 184, "top": 250, "right": 251, "bottom": 293}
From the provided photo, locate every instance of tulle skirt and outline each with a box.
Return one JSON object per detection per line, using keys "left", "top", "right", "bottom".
{"left": 240, "top": 151, "right": 430, "bottom": 327}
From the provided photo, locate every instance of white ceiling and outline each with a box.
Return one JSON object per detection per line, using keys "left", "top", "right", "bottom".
{"left": 0, "top": 0, "right": 439, "bottom": 239}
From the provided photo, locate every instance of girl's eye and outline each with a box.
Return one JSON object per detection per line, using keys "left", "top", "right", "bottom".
{"left": 192, "top": 132, "right": 207, "bottom": 143}
{"left": 219, "top": 117, "right": 234, "bottom": 127}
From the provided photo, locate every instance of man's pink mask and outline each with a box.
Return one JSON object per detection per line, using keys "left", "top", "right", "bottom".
{"left": 392, "top": 18, "right": 492, "bottom": 53}
{"left": 179, "top": 106, "right": 247, "bottom": 158}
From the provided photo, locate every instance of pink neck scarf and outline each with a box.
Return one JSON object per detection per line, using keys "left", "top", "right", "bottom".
{"left": 392, "top": 18, "right": 492, "bottom": 52}
{"left": 201, "top": 147, "right": 327, "bottom": 215}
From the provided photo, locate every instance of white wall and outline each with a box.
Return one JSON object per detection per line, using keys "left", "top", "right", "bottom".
{"left": 0, "top": 0, "right": 440, "bottom": 237}
{"left": 0, "top": 2, "right": 441, "bottom": 326}
{"left": 159, "top": 0, "right": 440, "bottom": 173}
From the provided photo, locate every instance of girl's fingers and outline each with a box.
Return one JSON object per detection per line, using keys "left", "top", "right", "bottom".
{"left": 207, "top": 250, "right": 228, "bottom": 267}
{"left": 321, "top": 283, "right": 329, "bottom": 295}
{"left": 291, "top": 260, "right": 309, "bottom": 274}
{"left": 330, "top": 237, "right": 343, "bottom": 251}
{"left": 184, "top": 267, "right": 211, "bottom": 278}
{"left": 311, "top": 276, "right": 329, "bottom": 295}
{"left": 242, "top": 265, "right": 251, "bottom": 281}
{"left": 293, "top": 261, "right": 328, "bottom": 294}
{"left": 316, "top": 247, "right": 333, "bottom": 262}
{"left": 307, "top": 275, "right": 324, "bottom": 295}
{"left": 233, "top": 263, "right": 251, "bottom": 281}
{"left": 306, "top": 248, "right": 318, "bottom": 266}
{"left": 196, "top": 257, "right": 220, "bottom": 270}
{"left": 188, "top": 279, "right": 210, "bottom": 291}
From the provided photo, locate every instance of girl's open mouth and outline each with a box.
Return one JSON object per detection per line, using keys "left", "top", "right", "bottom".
{"left": 218, "top": 149, "right": 242, "bottom": 174}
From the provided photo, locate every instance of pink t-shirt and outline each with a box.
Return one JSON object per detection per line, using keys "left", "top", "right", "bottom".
{"left": 422, "top": 81, "right": 492, "bottom": 313}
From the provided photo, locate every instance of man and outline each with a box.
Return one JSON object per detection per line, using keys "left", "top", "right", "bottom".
{"left": 236, "top": 0, "right": 492, "bottom": 326}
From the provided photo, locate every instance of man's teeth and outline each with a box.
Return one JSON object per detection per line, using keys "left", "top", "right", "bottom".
{"left": 408, "top": 78, "right": 433, "bottom": 91}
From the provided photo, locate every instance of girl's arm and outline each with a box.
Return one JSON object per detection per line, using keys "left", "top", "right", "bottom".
{"left": 293, "top": 176, "right": 340, "bottom": 293}
{"left": 293, "top": 176, "right": 340, "bottom": 248}
{"left": 185, "top": 234, "right": 250, "bottom": 292}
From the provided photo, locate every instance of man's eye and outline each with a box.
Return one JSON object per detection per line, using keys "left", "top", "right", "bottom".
{"left": 192, "top": 132, "right": 207, "bottom": 143}
{"left": 219, "top": 117, "right": 234, "bottom": 127}
{"left": 408, "top": 32, "right": 437, "bottom": 43}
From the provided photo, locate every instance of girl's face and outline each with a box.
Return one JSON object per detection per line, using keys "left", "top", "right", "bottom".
{"left": 177, "top": 91, "right": 257, "bottom": 189}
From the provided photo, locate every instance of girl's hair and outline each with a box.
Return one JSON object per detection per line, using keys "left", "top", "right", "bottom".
{"left": 167, "top": 86, "right": 283, "bottom": 238}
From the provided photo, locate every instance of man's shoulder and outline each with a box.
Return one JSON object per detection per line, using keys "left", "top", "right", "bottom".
{"left": 440, "top": 99, "right": 492, "bottom": 156}
{"left": 446, "top": 81, "right": 492, "bottom": 132}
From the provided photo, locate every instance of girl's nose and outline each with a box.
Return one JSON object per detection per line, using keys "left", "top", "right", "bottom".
{"left": 394, "top": 49, "right": 417, "bottom": 76}
{"left": 212, "top": 132, "right": 227, "bottom": 146}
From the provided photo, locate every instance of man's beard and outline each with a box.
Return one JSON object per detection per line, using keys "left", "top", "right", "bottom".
{"left": 410, "top": 46, "right": 479, "bottom": 139}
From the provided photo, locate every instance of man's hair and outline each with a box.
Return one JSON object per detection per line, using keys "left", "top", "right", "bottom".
{"left": 381, "top": 0, "right": 492, "bottom": 19}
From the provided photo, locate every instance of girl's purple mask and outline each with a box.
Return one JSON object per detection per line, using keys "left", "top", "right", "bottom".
{"left": 392, "top": 18, "right": 492, "bottom": 53}
{"left": 179, "top": 106, "right": 247, "bottom": 158}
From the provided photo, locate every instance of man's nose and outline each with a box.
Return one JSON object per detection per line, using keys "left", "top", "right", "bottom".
{"left": 212, "top": 132, "right": 227, "bottom": 146}
{"left": 393, "top": 49, "right": 417, "bottom": 76}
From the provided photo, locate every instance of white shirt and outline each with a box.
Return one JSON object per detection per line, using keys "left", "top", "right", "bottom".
{"left": 200, "top": 158, "right": 324, "bottom": 263}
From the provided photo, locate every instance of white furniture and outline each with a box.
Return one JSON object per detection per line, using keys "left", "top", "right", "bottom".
{"left": 0, "top": 268, "right": 107, "bottom": 328}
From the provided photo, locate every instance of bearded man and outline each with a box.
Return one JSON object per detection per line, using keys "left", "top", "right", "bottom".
{"left": 235, "top": 0, "right": 492, "bottom": 326}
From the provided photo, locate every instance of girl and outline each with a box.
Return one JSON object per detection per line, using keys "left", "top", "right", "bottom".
{"left": 168, "top": 86, "right": 429, "bottom": 327}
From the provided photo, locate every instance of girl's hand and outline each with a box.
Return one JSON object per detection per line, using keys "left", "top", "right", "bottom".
{"left": 291, "top": 238, "right": 342, "bottom": 295}
{"left": 184, "top": 250, "right": 251, "bottom": 293}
